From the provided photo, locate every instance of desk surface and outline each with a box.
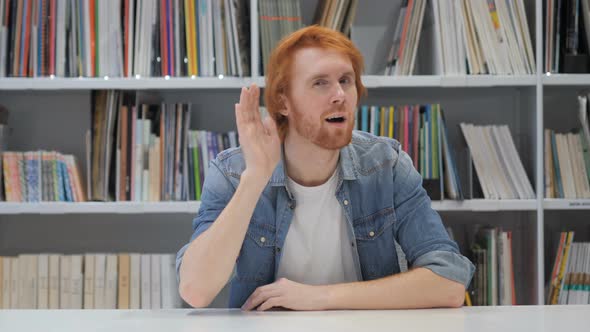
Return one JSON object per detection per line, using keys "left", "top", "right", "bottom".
{"left": 1, "top": 306, "right": 588, "bottom": 332}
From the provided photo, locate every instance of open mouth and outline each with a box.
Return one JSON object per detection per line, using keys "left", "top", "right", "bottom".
{"left": 325, "top": 116, "right": 346, "bottom": 123}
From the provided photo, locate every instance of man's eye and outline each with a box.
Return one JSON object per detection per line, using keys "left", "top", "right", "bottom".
{"left": 340, "top": 77, "right": 351, "bottom": 84}
{"left": 314, "top": 80, "right": 327, "bottom": 86}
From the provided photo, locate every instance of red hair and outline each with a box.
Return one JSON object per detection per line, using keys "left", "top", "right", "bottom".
{"left": 264, "top": 25, "right": 367, "bottom": 140}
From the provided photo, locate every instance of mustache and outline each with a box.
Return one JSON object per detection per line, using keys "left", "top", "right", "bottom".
{"left": 321, "top": 105, "right": 347, "bottom": 117}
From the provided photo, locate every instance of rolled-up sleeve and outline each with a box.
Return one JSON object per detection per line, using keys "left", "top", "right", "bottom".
{"left": 392, "top": 148, "right": 475, "bottom": 287}
{"left": 175, "top": 159, "right": 236, "bottom": 283}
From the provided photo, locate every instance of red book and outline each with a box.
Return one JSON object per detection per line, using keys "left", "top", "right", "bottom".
{"left": 49, "top": 0, "right": 56, "bottom": 75}
{"left": 167, "top": 0, "right": 174, "bottom": 76}
{"left": 22, "top": 0, "right": 32, "bottom": 76}
{"left": 89, "top": 0, "right": 96, "bottom": 76}
{"left": 160, "top": 0, "right": 168, "bottom": 76}
{"left": 508, "top": 231, "right": 516, "bottom": 305}
{"left": 396, "top": 0, "right": 414, "bottom": 71}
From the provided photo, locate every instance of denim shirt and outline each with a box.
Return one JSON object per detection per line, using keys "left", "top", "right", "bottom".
{"left": 176, "top": 131, "right": 475, "bottom": 308}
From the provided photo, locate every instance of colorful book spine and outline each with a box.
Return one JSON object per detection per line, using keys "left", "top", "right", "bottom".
{"left": 53, "top": 152, "right": 64, "bottom": 201}
{"left": 25, "top": 151, "right": 40, "bottom": 202}
{"left": 59, "top": 154, "right": 72, "bottom": 202}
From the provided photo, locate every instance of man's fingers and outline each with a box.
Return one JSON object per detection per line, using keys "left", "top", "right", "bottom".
{"left": 242, "top": 284, "right": 280, "bottom": 311}
{"left": 237, "top": 86, "right": 251, "bottom": 121}
{"left": 251, "top": 84, "right": 261, "bottom": 122}
{"left": 235, "top": 104, "right": 245, "bottom": 133}
{"left": 257, "top": 297, "right": 282, "bottom": 311}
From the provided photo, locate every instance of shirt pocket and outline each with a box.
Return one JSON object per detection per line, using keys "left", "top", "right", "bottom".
{"left": 235, "top": 219, "right": 276, "bottom": 282}
{"left": 353, "top": 207, "right": 396, "bottom": 241}
{"left": 353, "top": 207, "right": 398, "bottom": 279}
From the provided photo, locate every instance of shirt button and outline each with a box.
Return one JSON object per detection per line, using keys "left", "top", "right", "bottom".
{"left": 351, "top": 242, "right": 355, "bottom": 247}
{"left": 260, "top": 237, "right": 266, "bottom": 243}
{"left": 289, "top": 203, "right": 295, "bottom": 209}
{"left": 343, "top": 199, "right": 349, "bottom": 206}
{"left": 369, "top": 231, "right": 375, "bottom": 237}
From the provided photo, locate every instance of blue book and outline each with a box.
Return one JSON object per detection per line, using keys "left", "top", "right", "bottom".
{"left": 373, "top": 106, "right": 380, "bottom": 135}
{"left": 361, "top": 105, "right": 369, "bottom": 132}
{"left": 26, "top": 152, "right": 40, "bottom": 202}
{"left": 54, "top": 154, "right": 65, "bottom": 201}
{"left": 59, "top": 156, "right": 73, "bottom": 202}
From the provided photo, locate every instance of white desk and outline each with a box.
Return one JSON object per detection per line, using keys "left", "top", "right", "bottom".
{"left": 0, "top": 306, "right": 588, "bottom": 332}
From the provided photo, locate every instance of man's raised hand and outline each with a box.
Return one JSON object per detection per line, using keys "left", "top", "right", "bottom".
{"left": 235, "top": 84, "right": 281, "bottom": 181}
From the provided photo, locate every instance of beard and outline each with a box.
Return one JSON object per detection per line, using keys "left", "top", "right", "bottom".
{"left": 290, "top": 107, "right": 354, "bottom": 150}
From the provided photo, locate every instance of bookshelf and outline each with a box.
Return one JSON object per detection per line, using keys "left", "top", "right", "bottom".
{"left": 0, "top": 77, "right": 267, "bottom": 90}
{"left": 0, "top": 199, "right": 541, "bottom": 215}
{"left": 0, "top": 0, "right": 589, "bottom": 308}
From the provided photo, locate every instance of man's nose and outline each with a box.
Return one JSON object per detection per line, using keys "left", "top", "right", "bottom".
{"left": 331, "top": 84, "right": 345, "bottom": 104}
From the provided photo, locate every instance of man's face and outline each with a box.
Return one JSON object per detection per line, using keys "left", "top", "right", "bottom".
{"left": 282, "top": 47, "right": 358, "bottom": 150}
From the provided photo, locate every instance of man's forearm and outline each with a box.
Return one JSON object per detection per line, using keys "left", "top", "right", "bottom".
{"left": 179, "top": 172, "right": 267, "bottom": 307}
{"left": 321, "top": 267, "right": 465, "bottom": 310}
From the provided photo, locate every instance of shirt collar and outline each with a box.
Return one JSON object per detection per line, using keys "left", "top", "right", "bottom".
{"left": 268, "top": 142, "right": 359, "bottom": 188}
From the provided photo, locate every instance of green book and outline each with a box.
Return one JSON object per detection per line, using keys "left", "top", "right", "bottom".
{"left": 193, "top": 133, "right": 202, "bottom": 201}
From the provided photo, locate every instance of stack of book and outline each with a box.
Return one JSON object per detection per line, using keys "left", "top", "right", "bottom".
{"left": 0, "top": 253, "right": 182, "bottom": 309}
{"left": 384, "top": 0, "right": 535, "bottom": 76}
{"left": 432, "top": 0, "right": 534, "bottom": 75}
{"left": 384, "top": 0, "right": 427, "bottom": 76}
{"left": 90, "top": 90, "right": 238, "bottom": 202}
{"left": 460, "top": 123, "right": 535, "bottom": 199}
{"left": 547, "top": 232, "right": 590, "bottom": 305}
{"left": 545, "top": 93, "right": 590, "bottom": 199}
{"left": 313, "top": 0, "right": 358, "bottom": 36}
{"left": 545, "top": 0, "right": 590, "bottom": 73}
{"left": 469, "top": 227, "right": 516, "bottom": 306}
{"left": 258, "top": 0, "right": 303, "bottom": 75}
{"left": 2, "top": 151, "right": 85, "bottom": 202}
{"left": 357, "top": 104, "right": 462, "bottom": 200}
{"left": 0, "top": 0, "right": 251, "bottom": 78}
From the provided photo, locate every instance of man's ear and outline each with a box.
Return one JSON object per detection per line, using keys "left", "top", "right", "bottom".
{"left": 278, "top": 94, "right": 289, "bottom": 116}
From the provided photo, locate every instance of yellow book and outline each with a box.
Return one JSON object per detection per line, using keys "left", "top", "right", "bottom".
{"left": 388, "top": 106, "right": 394, "bottom": 138}
{"left": 380, "top": 106, "right": 386, "bottom": 136}
{"left": 551, "top": 231, "right": 574, "bottom": 304}
{"left": 465, "top": 291, "right": 472, "bottom": 306}
{"left": 118, "top": 254, "right": 131, "bottom": 309}
{"left": 184, "top": 0, "right": 193, "bottom": 75}
{"left": 191, "top": 0, "right": 199, "bottom": 75}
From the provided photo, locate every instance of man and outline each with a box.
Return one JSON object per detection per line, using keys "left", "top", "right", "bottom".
{"left": 176, "top": 25, "right": 474, "bottom": 311}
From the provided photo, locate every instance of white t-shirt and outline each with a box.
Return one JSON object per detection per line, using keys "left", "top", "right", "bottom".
{"left": 276, "top": 169, "right": 359, "bottom": 285}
